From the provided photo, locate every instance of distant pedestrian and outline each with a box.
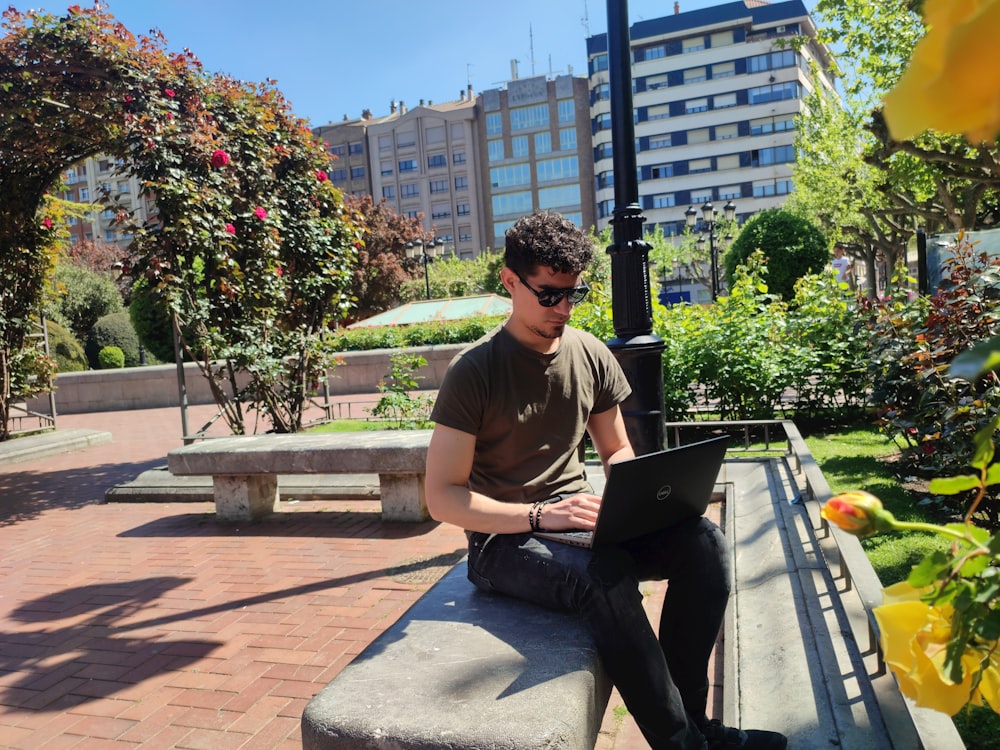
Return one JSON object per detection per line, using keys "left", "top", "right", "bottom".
{"left": 831, "top": 243, "right": 853, "bottom": 285}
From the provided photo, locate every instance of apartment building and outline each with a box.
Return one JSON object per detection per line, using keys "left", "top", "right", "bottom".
{"left": 62, "top": 156, "right": 154, "bottom": 247}
{"left": 313, "top": 109, "right": 391, "bottom": 200}
{"left": 477, "top": 74, "right": 596, "bottom": 247}
{"left": 587, "top": 0, "right": 836, "bottom": 236}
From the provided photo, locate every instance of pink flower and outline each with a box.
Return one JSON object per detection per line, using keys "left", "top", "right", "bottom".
{"left": 224, "top": 223, "right": 236, "bottom": 235}
{"left": 253, "top": 206, "right": 267, "bottom": 220}
{"left": 211, "top": 149, "right": 230, "bottom": 168}
{"left": 42, "top": 217, "right": 52, "bottom": 229}
{"left": 164, "top": 88, "right": 175, "bottom": 98}
{"left": 123, "top": 94, "right": 133, "bottom": 104}
{"left": 275, "top": 266, "right": 283, "bottom": 276}
{"left": 68, "top": 5, "right": 81, "bottom": 14}
{"left": 316, "top": 170, "right": 328, "bottom": 182}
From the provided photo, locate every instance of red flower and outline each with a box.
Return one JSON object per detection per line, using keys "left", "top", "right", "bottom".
{"left": 224, "top": 223, "right": 236, "bottom": 235}
{"left": 275, "top": 266, "right": 283, "bottom": 276}
{"left": 68, "top": 5, "right": 81, "bottom": 14}
{"left": 316, "top": 170, "right": 328, "bottom": 182}
{"left": 211, "top": 149, "right": 230, "bottom": 168}
{"left": 164, "top": 88, "right": 175, "bottom": 98}
{"left": 253, "top": 206, "right": 267, "bottom": 220}
{"left": 42, "top": 217, "right": 52, "bottom": 229}
{"left": 123, "top": 94, "right": 133, "bottom": 104}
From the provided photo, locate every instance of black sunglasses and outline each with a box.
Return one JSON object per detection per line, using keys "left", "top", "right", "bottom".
{"left": 513, "top": 270, "right": 590, "bottom": 307}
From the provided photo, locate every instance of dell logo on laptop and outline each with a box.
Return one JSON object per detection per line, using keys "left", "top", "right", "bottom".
{"left": 656, "top": 485, "right": 672, "bottom": 501}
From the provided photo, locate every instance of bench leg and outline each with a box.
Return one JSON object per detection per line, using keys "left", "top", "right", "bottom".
{"left": 213, "top": 475, "right": 278, "bottom": 522}
{"left": 378, "top": 473, "right": 429, "bottom": 522}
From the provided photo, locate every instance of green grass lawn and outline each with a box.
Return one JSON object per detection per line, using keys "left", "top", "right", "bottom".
{"left": 805, "top": 423, "right": 999, "bottom": 747}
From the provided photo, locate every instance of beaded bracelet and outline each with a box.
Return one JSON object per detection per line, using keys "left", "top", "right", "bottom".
{"left": 529, "top": 500, "right": 544, "bottom": 532}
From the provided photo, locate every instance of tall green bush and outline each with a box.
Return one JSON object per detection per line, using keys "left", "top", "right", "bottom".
{"left": 129, "top": 276, "right": 175, "bottom": 363}
{"left": 45, "top": 264, "right": 124, "bottom": 343}
{"left": 45, "top": 319, "right": 87, "bottom": 373}
{"left": 85, "top": 311, "right": 141, "bottom": 368}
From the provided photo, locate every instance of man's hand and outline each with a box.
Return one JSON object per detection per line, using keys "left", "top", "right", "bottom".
{"left": 538, "top": 493, "right": 602, "bottom": 531}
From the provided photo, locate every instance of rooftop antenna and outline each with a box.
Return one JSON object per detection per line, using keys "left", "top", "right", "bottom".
{"left": 529, "top": 24, "right": 536, "bottom": 76}
{"left": 466, "top": 62, "right": 473, "bottom": 88}
{"left": 581, "top": 0, "right": 590, "bottom": 37}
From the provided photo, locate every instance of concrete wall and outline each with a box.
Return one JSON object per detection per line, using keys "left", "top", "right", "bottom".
{"left": 26, "top": 345, "right": 465, "bottom": 415}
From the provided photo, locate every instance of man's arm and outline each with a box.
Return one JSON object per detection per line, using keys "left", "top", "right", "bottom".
{"left": 425, "top": 423, "right": 602, "bottom": 533}
{"left": 587, "top": 404, "right": 634, "bottom": 476}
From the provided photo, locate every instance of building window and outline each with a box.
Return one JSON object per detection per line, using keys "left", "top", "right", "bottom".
{"left": 711, "top": 30, "right": 734, "bottom": 47}
{"left": 651, "top": 165, "right": 673, "bottom": 179}
{"left": 691, "top": 190, "right": 712, "bottom": 204}
{"left": 688, "top": 128, "right": 710, "bottom": 144}
{"left": 646, "top": 73, "right": 669, "bottom": 90}
{"left": 682, "top": 37, "right": 705, "bottom": 53}
{"left": 559, "top": 128, "right": 577, "bottom": 151}
{"left": 398, "top": 159, "right": 418, "bottom": 172}
{"left": 349, "top": 141, "right": 363, "bottom": 155}
{"left": 590, "top": 53, "right": 608, "bottom": 74}
{"left": 748, "top": 82, "right": 800, "bottom": 105}
{"left": 538, "top": 184, "right": 581, "bottom": 210}
{"left": 683, "top": 67, "right": 706, "bottom": 84}
{"left": 717, "top": 154, "right": 740, "bottom": 171}
{"left": 647, "top": 104, "right": 671, "bottom": 121}
{"left": 535, "top": 132, "right": 552, "bottom": 154}
{"left": 401, "top": 183, "right": 419, "bottom": 198}
{"left": 685, "top": 98, "right": 708, "bottom": 114}
{"left": 486, "top": 112, "right": 503, "bottom": 135}
{"left": 351, "top": 166, "right": 365, "bottom": 179}
{"left": 753, "top": 179, "right": 793, "bottom": 197}
{"left": 593, "top": 83, "right": 610, "bottom": 102}
{"left": 457, "top": 201, "right": 471, "bottom": 216}
{"left": 712, "top": 61, "right": 736, "bottom": 78}
{"left": 537, "top": 156, "right": 579, "bottom": 183}
{"left": 595, "top": 113, "right": 612, "bottom": 131}
{"left": 596, "top": 171, "right": 614, "bottom": 190}
{"left": 428, "top": 153, "right": 447, "bottom": 168}
{"left": 492, "top": 191, "right": 533, "bottom": 216}
{"left": 380, "top": 160, "right": 393, "bottom": 176}
{"left": 429, "top": 178, "right": 449, "bottom": 193}
{"left": 453, "top": 151, "right": 466, "bottom": 164}
{"left": 379, "top": 134, "right": 392, "bottom": 152}
{"left": 511, "top": 103, "right": 550, "bottom": 130}
{"left": 752, "top": 145, "right": 795, "bottom": 166}
{"left": 652, "top": 194, "right": 675, "bottom": 208}
{"left": 382, "top": 185, "right": 395, "bottom": 199}
{"left": 330, "top": 144, "right": 347, "bottom": 157}
{"left": 490, "top": 163, "right": 531, "bottom": 188}
{"left": 689, "top": 158, "right": 712, "bottom": 174}
{"left": 426, "top": 126, "right": 445, "bottom": 144}
{"left": 716, "top": 123, "right": 739, "bottom": 140}
{"left": 512, "top": 135, "right": 529, "bottom": 158}
{"left": 557, "top": 99, "right": 575, "bottom": 122}
{"left": 396, "top": 131, "right": 416, "bottom": 148}
{"left": 713, "top": 92, "right": 737, "bottom": 109}
{"left": 451, "top": 123, "right": 465, "bottom": 140}
{"left": 718, "top": 185, "right": 741, "bottom": 200}
{"left": 454, "top": 175, "right": 468, "bottom": 190}
{"left": 750, "top": 116, "right": 796, "bottom": 135}
{"left": 431, "top": 203, "right": 451, "bottom": 219}
{"left": 748, "top": 50, "right": 796, "bottom": 73}
{"left": 405, "top": 209, "right": 419, "bottom": 219}
{"left": 649, "top": 135, "right": 672, "bottom": 149}
{"left": 330, "top": 168, "right": 347, "bottom": 181}
{"left": 488, "top": 139, "right": 505, "bottom": 162}
{"left": 643, "top": 45, "right": 666, "bottom": 60}
{"left": 459, "top": 231, "right": 473, "bottom": 243}
{"left": 595, "top": 142, "right": 613, "bottom": 161}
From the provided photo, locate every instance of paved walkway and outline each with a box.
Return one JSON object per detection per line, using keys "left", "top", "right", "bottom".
{"left": 0, "top": 404, "right": 717, "bottom": 749}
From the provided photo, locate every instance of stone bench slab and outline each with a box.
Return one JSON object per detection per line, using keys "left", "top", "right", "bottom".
{"left": 302, "top": 563, "right": 611, "bottom": 750}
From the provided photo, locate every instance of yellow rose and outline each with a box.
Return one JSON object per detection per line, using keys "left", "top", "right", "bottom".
{"left": 874, "top": 582, "right": 981, "bottom": 715}
{"left": 821, "top": 490, "right": 897, "bottom": 537}
{"left": 883, "top": 0, "right": 1000, "bottom": 143}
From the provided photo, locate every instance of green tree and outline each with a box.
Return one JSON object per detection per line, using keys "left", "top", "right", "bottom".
{"left": 45, "top": 264, "right": 124, "bottom": 342}
{"left": 723, "top": 209, "right": 827, "bottom": 301}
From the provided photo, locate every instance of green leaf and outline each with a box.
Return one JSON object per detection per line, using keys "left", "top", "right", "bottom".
{"left": 908, "top": 550, "right": 953, "bottom": 587}
{"left": 928, "top": 474, "right": 981, "bottom": 495}
{"left": 950, "top": 337, "right": 1000, "bottom": 381}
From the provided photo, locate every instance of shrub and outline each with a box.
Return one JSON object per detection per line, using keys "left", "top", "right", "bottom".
{"left": 85, "top": 312, "right": 141, "bottom": 368}
{"left": 45, "top": 319, "right": 87, "bottom": 373}
{"left": 724, "top": 209, "right": 828, "bottom": 301}
{"left": 328, "top": 315, "right": 507, "bottom": 352}
{"left": 45, "top": 264, "right": 124, "bottom": 342}
{"left": 98, "top": 345, "right": 125, "bottom": 369}
{"left": 129, "top": 276, "right": 175, "bottom": 363}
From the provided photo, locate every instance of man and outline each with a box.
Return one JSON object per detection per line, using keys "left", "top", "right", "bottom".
{"left": 831, "top": 243, "right": 853, "bottom": 284}
{"left": 425, "top": 211, "right": 787, "bottom": 750}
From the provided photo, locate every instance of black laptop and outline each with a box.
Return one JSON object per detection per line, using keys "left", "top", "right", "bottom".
{"left": 535, "top": 435, "right": 730, "bottom": 549}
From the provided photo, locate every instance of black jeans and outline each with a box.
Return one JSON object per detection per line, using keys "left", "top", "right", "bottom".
{"left": 467, "top": 516, "right": 730, "bottom": 750}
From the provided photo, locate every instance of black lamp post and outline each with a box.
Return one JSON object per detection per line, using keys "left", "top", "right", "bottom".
{"left": 686, "top": 200, "right": 736, "bottom": 301}
{"left": 604, "top": 0, "right": 666, "bottom": 455}
{"left": 405, "top": 237, "right": 444, "bottom": 300}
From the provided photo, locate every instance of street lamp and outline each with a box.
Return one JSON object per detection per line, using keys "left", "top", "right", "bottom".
{"left": 405, "top": 237, "right": 444, "bottom": 300}
{"left": 686, "top": 200, "right": 736, "bottom": 301}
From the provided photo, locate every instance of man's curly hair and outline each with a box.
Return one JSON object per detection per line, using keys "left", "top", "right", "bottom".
{"left": 504, "top": 211, "right": 594, "bottom": 276}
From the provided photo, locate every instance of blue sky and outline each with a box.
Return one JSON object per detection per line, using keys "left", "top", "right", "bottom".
{"left": 89, "top": 0, "right": 803, "bottom": 128}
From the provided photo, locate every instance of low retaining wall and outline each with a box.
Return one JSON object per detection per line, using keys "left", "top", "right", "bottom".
{"left": 26, "top": 344, "right": 464, "bottom": 415}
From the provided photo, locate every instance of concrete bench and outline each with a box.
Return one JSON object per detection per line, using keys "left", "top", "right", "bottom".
{"left": 166, "top": 430, "right": 432, "bottom": 523}
{"left": 301, "top": 562, "right": 612, "bottom": 750}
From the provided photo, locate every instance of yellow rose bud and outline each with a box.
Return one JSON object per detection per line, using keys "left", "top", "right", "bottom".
{"left": 821, "top": 490, "right": 897, "bottom": 537}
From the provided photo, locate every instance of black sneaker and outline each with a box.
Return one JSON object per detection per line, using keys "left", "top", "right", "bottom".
{"left": 702, "top": 719, "right": 787, "bottom": 750}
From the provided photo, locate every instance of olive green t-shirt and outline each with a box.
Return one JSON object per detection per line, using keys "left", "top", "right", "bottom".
{"left": 430, "top": 324, "right": 632, "bottom": 504}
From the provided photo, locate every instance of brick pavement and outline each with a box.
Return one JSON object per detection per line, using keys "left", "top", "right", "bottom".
{"left": 0, "top": 404, "right": 718, "bottom": 749}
